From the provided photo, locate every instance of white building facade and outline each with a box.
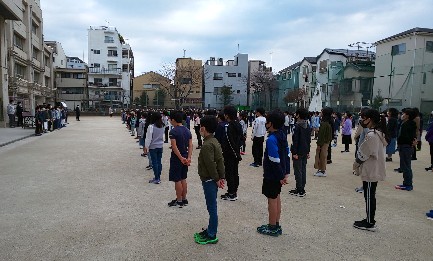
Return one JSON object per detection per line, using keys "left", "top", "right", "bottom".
{"left": 87, "top": 26, "right": 134, "bottom": 109}
{"left": 203, "top": 53, "right": 248, "bottom": 109}
{"left": 373, "top": 27, "right": 433, "bottom": 114}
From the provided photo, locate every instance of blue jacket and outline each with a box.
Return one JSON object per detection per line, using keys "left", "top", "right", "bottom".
{"left": 263, "top": 129, "right": 290, "bottom": 180}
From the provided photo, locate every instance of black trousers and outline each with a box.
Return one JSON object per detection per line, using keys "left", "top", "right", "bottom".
{"left": 35, "top": 122, "right": 42, "bottom": 134}
{"left": 252, "top": 136, "right": 264, "bottom": 165}
{"left": 293, "top": 155, "right": 307, "bottom": 191}
{"left": 194, "top": 125, "right": 202, "bottom": 147}
{"left": 224, "top": 155, "right": 239, "bottom": 195}
{"left": 430, "top": 143, "right": 433, "bottom": 166}
{"left": 327, "top": 144, "right": 332, "bottom": 161}
{"left": 164, "top": 127, "right": 169, "bottom": 142}
{"left": 363, "top": 181, "right": 377, "bottom": 224}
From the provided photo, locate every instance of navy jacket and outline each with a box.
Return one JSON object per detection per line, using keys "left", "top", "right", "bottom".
{"left": 263, "top": 129, "right": 290, "bottom": 180}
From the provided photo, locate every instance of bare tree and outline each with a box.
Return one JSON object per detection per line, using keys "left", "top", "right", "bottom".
{"left": 250, "top": 70, "right": 278, "bottom": 110}
{"left": 284, "top": 88, "right": 307, "bottom": 108}
{"left": 156, "top": 59, "right": 203, "bottom": 109}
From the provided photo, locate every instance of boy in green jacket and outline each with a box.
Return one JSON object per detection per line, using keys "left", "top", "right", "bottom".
{"left": 194, "top": 116, "right": 225, "bottom": 245}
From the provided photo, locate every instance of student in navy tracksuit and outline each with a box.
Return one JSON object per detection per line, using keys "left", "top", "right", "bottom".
{"left": 257, "top": 110, "right": 290, "bottom": 237}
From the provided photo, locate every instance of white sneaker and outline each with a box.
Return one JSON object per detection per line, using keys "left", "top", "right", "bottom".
{"left": 139, "top": 146, "right": 143, "bottom": 149}
{"left": 315, "top": 171, "right": 326, "bottom": 177}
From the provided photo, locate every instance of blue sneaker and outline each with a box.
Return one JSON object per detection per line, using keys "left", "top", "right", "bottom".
{"left": 249, "top": 163, "right": 259, "bottom": 167}
{"left": 395, "top": 185, "right": 413, "bottom": 191}
{"left": 426, "top": 212, "right": 433, "bottom": 220}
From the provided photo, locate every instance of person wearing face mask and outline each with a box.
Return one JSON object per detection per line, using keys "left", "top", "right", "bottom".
{"left": 220, "top": 106, "right": 243, "bottom": 201}
{"left": 395, "top": 108, "right": 417, "bottom": 191}
{"left": 352, "top": 109, "right": 388, "bottom": 232}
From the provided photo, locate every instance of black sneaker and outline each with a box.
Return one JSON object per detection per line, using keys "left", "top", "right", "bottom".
{"left": 288, "top": 189, "right": 299, "bottom": 196}
{"left": 228, "top": 194, "right": 238, "bottom": 201}
{"left": 297, "top": 191, "right": 306, "bottom": 197}
{"left": 220, "top": 193, "right": 229, "bottom": 200}
{"left": 182, "top": 199, "right": 189, "bottom": 206}
{"left": 353, "top": 219, "right": 376, "bottom": 232}
{"left": 168, "top": 199, "right": 184, "bottom": 208}
{"left": 425, "top": 166, "right": 433, "bottom": 171}
{"left": 394, "top": 168, "right": 402, "bottom": 173}
{"left": 146, "top": 166, "right": 153, "bottom": 170}
{"left": 327, "top": 160, "right": 332, "bottom": 164}
{"left": 386, "top": 158, "right": 392, "bottom": 162}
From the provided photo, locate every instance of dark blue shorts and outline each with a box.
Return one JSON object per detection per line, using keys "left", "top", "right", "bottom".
{"left": 169, "top": 157, "right": 188, "bottom": 182}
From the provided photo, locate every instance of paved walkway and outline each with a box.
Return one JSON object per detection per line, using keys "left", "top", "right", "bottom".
{"left": 0, "top": 127, "right": 35, "bottom": 147}
{"left": 0, "top": 117, "right": 432, "bottom": 260}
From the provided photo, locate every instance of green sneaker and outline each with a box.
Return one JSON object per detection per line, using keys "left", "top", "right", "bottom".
{"left": 195, "top": 235, "right": 218, "bottom": 245}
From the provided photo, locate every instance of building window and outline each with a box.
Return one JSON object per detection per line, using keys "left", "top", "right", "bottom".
{"left": 93, "top": 63, "right": 100, "bottom": 68}
{"left": 105, "top": 36, "right": 114, "bottom": 43}
{"left": 93, "top": 50, "right": 100, "bottom": 54}
{"left": 14, "top": 64, "right": 26, "bottom": 78}
{"left": 426, "top": 41, "right": 433, "bottom": 52}
{"left": 61, "top": 72, "right": 71, "bottom": 78}
{"left": 108, "top": 50, "right": 118, "bottom": 57}
{"left": 45, "top": 76, "right": 49, "bottom": 87}
{"left": 143, "top": 84, "right": 160, "bottom": 89}
{"left": 13, "top": 34, "right": 24, "bottom": 50}
{"left": 34, "top": 71, "right": 40, "bottom": 83}
{"left": 31, "top": 22, "right": 38, "bottom": 34}
{"left": 238, "top": 73, "right": 241, "bottom": 77}
{"left": 94, "top": 78, "right": 102, "bottom": 86}
{"left": 236, "top": 90, "right": 241, "bottom": 94}
{"left": 391, "top": 43, "right": 406, "bottom": 56}
{"left": 32, "top": 47, "right": 39, "bottom": 60}
{"left": 423, "top": 72, "right": 427, "bottom": 84}
{"left": 108, "top": 64, "right": 117, "bottom": 71}
{"left": 122, "top": 64, "right": 128, "bottom": 72}
{"left": 228, "top": 73, "right": 236, "bottom": 77}
{"left": 109, "top": 78, "right": 118, "bottom": 86}
{"left": 213, "top": 73, "right": 223, "bottom": 80}
{"left": 44, "top": 56, "right": 49, "bottom": 66}
{"left": 181, "top": 78, "right": 192, "bottom": 84}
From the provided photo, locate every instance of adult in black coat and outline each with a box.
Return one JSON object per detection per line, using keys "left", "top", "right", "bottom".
{"left": 75, "top": 105, "right": 81, "bottom": 121}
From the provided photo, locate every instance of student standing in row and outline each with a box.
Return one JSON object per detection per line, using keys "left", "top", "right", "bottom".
{"left": 341, "top": 112, "right": 353, "bottom": 153}
{"left": 194, "top": 116, "right": 225, "bottom": 245}
{"left": 145, "top": 112, "right": 165, "bottom": 184}
{"left": 257, "top": 110, "right": 290, "bottom": 237}
{"left": 313, "top": 108, "right": 333, "bottom": 177}
{"left": 289, "top": 108, "right": 311, "bottom": 197}
{"left": 353, "top": 109, "right": 388, "bottom": 231}
{"left": 168, "top": 112, "right": 193, "bottom": 208}
{"left": 194, "top": 113, "right": 203, "bottom": 149}
{"left": 250, "top": 108, "right": 266, "bottom": 167}
{"left": 220, "top": 106, "right": 243, "bottom": 201}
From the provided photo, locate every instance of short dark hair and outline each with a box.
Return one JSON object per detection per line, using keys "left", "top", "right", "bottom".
{"left": 200, "top": 115, "right": 218, "bottom": 133}
{"left": 295, "top": 108, "right": 309, "bottom": 120}
{"left": 266, "top": 110, "right": 285, "bottom": 130}
{"left": 171, "top": 111, "right": 183, "bottom": 123}
{"left": 402, "top": 108, "right": 416, "bottom": 120}
{"left": 256, "top": 107, "right": 265, "bottom": 116}
{"left": 223, "top": 106, "right": 237, "bottom": 121}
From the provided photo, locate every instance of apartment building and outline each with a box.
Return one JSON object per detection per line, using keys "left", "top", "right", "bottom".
{"left": 87, "top": 26, "right": 134, "bottom": 110}
{"left": 1, "top": 0, "right": 54, "bottom": 126}
{"left": 174, "top": 57, "right": 203, "bottom": 109}
{"left": 203, "top": 53, "right": 248, "bottom": 109}
{"left": 373, "top": 27, "right": 433, "bottom": 114}
{"left": 57, "top": 57, "right": 88, "bottom": 109}
{"left": 315, "top": 48, "right": 373, "bottom": 109}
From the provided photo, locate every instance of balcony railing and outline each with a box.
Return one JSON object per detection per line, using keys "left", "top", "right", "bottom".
{"left": 89, "top": 68, "right": 121, "bottom": 74}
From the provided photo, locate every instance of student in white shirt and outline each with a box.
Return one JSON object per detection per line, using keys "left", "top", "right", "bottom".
{"left": 250, "top": 108, "right": 267, "bottom": 167}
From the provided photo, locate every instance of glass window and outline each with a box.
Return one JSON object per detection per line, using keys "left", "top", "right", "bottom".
{"left": 13, "top": 34, "right": 24, "bottom": 50}
{"left": 14, "top": 63, "right": 26, "bottom": 78}
{"left": 105, "top": 36, "right": 114, "bottom": 43}
{"left": 31, "top": 22, "right": 38, "bottom": 34}
{"left": 391, "top": 43, "right": 406, "bottom": 55}
{"left": 213, "top": 73, "right": 223, "bottom": 80}
{"left": 228, "top": 73, "right": 236, "bottom": 77}
{"left": 93, "top": 50, "right": 100, "bottom": 54}
{"left": 238, "top": 73, "right": 241, "bottom": 77}
{"left": 426, "top": 41, "right": 433, "bottom": 52}
{"left": 108, "top": 50, "right": 118, "bottom": 57}
{"left": 34, "top": 71, "right": 40, "bottom": 83}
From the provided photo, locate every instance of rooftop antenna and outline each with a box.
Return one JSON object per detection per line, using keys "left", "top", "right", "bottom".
{"left": 269, "top": 51, "right": 274, "bottom": 68}
{"left": 238, "top": 43, "right": 240, "bottom": 52}
{"left": 183, "top": 49, "right": 186, "bottom": 58}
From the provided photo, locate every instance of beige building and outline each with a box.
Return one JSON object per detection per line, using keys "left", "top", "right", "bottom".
{"left": 175, "top": 57, "right": 203, "bottom": 109}
{"left": 132, "top": 71, "right": 173, "bottom": 109}
{"left": 373, "top": 27, "right": 433, "bottom": 114}
{"left": 1, "top": 0, "right": 54, "bottom": 127}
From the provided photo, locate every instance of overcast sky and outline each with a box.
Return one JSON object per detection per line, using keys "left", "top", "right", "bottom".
{"left": 41, "top": 0, "right": 432, "bottom": 74}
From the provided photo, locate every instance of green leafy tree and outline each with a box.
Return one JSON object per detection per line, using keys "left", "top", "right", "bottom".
{"left": 219, "top": 85, "right": 234, "bottom": 106}
{"left": 139, "top": 92, "right": 149, "bottom": 107}
{"left": 153, "top": 89, "right": 166, "bottom": 107}
{"left": 372, "top": 94, "right": 384, "bottom": 110}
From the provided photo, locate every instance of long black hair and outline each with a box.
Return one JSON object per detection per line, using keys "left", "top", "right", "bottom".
{"left": 364, "top": 109, "right": 389, "bottom": 142}
{"left": 152, "top": 112, "right": 164, "bottom": 128}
